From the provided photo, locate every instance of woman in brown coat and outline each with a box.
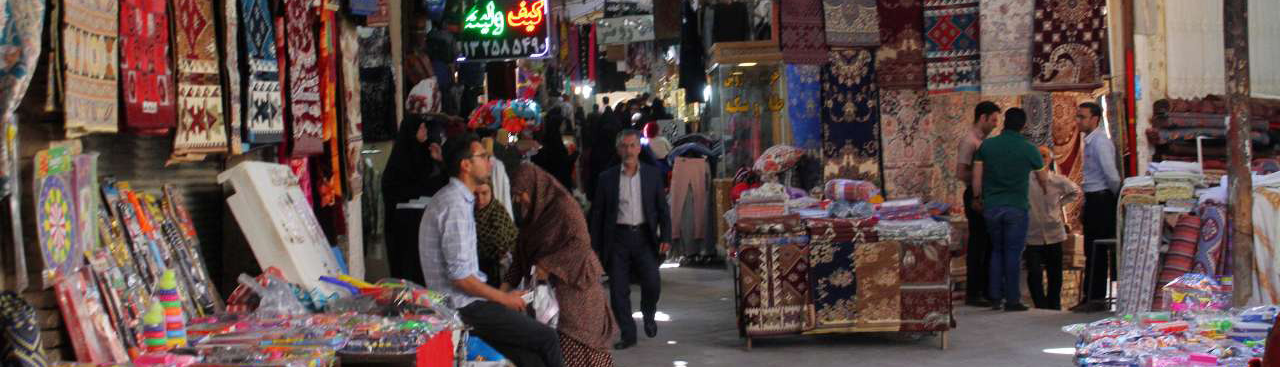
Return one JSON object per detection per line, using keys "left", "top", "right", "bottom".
{"left": 506, "top": 163, "right": 617, "bottom": 367}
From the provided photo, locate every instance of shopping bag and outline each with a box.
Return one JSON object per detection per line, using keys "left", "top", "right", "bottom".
{"left": 520, "top": 266, "right": 559, "bottom": 328}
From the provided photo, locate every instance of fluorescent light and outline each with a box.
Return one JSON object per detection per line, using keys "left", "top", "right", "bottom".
{"left": 738, "top": 62, "right": 757, "bottom": 67}
{"left": 1042, "top": 348, "right": 1075, "bottom": 355}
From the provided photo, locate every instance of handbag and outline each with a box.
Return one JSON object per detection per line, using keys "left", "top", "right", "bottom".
{"left": 520, "top": 266, "right": 560, "bottom": 328}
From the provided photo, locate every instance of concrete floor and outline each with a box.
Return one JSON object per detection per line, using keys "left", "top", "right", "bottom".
{"left": 611, "top": 265, "right": 1104, "bottom": 367}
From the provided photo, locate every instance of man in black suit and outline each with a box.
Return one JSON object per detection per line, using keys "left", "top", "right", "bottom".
{"left": 590, "top": 129, "right": 671, "bottom": 350}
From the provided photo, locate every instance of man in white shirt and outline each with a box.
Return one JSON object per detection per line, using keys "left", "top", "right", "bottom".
{"left": 1076, "top": 102, "right": 1122, "bottom": 311}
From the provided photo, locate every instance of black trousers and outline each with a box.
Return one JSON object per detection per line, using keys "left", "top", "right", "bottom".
{"left": 963, "top": 186, "right": 992, "bottom": 302}
{"left": 1024, "top": 243, "right": 1064, "bottom": 310}
{"left": 1082, "top": 191, "right": 1118, "bottom": 302}
{"left": 608, "top": 226, "right": 661, "bottom": 343}
{"left": 459, "top": 301, "right": 564, "bottom": 367}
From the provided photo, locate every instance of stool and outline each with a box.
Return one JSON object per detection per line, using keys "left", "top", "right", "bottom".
{"left": 1077, "top": 238, "right": 1117, "bottom": 312}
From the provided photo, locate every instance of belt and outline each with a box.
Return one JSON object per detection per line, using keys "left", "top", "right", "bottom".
{"left": 616, "top": 223, "right": 645, "bottom": 231}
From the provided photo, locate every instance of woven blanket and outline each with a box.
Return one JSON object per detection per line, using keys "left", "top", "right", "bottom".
{"left": 119, "top": 0, "right": 175, "bottom": 135}
{"left": 787, "top": 64, "right": 823, "bottom": 151}
{"left": 922, "top": 0, "right": 980, "bottom": 93}
{"left": 978, "top": 0, "right": 1032, "bottom": 95}
{"left": 1159, "top": 213, "right": 1200, "bottom": 286}
{"left": 900, "top": 239, "right": 950, "bottom": 332}
{"left": 735, "top": 215, "right": 806, "bottom": 234}
{"left": 823, "top": 0, "right": 878, "bottom": 47}
{"left": 1117, "top": 204, "right": 1162, "bottom": 315}
{"left": 739, "top": 237, "right": 814, "bottom": 336}
{"left": 285, "top": 0, "right": 324, "bottom": 156}
{"left": 804, "top": 217, "right": 879, "bottom": 243}
{"left": 241, "top": 0, "right": 285, "bottom": 144}
{"left": 824, "top": 179, "right": 880, "bottom": 202}
{"left": 821, "top": 49, "right": 882, "bottom": 185}
{"left": 780, "top": 0, "right": 828, "bottom": 64}
{"left": 62, "top": 0, "right": 119, "bottom": 136}
{"left": 807, "top": 239, "right": 858, "bottom": 332}
{"left": 172, "top": 0, "right": 228, "bottom": 158}
{"left": 0, "top": 0, "right": 44, "bottom": 116}
{"left": 925, "top": 91, "right": 982, "bottom": 213}
{"left": 1031, "top": 0, "right": 1109, "bottom": 91}
{"left": 875, "top": 0, "right": 926, "bottom": 89}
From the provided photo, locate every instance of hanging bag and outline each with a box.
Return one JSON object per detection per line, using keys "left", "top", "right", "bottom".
{"left": 520, "top": 266, "right": 559, "bottom": 328}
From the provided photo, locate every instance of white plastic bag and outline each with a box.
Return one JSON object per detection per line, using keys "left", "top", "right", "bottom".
{"left": 520, "top": 266, "right": 559, "bottom": 328}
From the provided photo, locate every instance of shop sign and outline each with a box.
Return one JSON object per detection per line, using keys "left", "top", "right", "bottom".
{"left": 458, "top": 0, "right": 552, "bottom": 61}
{"left": 596, "top": 15, "right": 654, "bottom": 45}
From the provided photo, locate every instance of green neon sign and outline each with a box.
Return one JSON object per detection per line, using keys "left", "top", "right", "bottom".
{"left": 464, "top": 1, "right": 505, "bottom": 36}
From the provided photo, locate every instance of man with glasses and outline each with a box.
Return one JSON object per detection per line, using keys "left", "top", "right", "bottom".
{"left": 1075, "top": 102, "right": 1121, "bottom": 312}
{"left": 420, "top": 134, "right": 564, "bottom": 367}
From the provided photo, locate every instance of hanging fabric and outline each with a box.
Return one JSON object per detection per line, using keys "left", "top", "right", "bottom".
{"left": 879, "top": 89, "right": 933, "bottom": 199}
{"left": 821, "top": 49, "right": 881, "bottom": 185}
{"left": 119, "top": 0, "right": 176, "bottom": 135}
{"left": 224, "top": 0, "right": 244, "bottom": 154}
{"left": 922, "top": 0, "right": 980, "bottom": 93}
{"left": 874, "top": 0, "right": 926, "bottom": 89}
{"left": 978, "top": 0, "right": 1033, "bottom": 95}
{"left": 171, "top": 0, "right": 229, "bottom": 160}
{"left": 285, "top": 0, "right": 325, "bottom": 156}
{"left": 786, "top": 64, "right": 822, "bottom": 151}
{"left": 779, "top": 0, "right": 829, "bottom": 64}
{"left": 318, "top": 3, "right": 343, "bottom": 207}
{"left": 1030, "top": 0, "right": 1109, "bottom": 91}
{"left": 242, "top": 0, "right": 286, "bottom": 144}
{"left": 823, "top": 0, "right": 878, "bottom": 48}
{"left": 62, "top": 0, "right": 119, "bottom": 137}
{"left": 340, "top": 17, "right": 363, "bottom": 197}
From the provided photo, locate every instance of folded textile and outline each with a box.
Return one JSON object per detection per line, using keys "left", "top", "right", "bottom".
{"left": 1163, "top": 199, "right": 1198, "bottom": 213}
{"left": 804, "top": 217, "right": 879, "bottom": 243}
{"left": 1149, "top": 128, "right": 1270, "bottom": 146}
{"left": 1158, "top": 213, "right": 1200, "bottom": 286}
{"left": 1156, "top": 182, "right": 1196, "bottom": 202}
{"left": 1154, "top": 171, "right": 1204, "bottom": 186}
{"left": 1121, "top": 186, "right": 1156, "bottom": 198}
{"left": 828, "top": 200, "right": 875, "bottom": 219}
{"left": 793, "top": 208, "right": 829, "bottom": 218}
{"left": 874, "top": 219, "right": 951, "bottom": 241}
{"left": 1148, "top": 161, "right": 1204, "bottom": 174}
{"left": 877, "top": 198, "right": 927, "bottom": 221}
{"left": 1119, "top": 194, "right": 1158, "bottom": 206}
{"left": 739, "top": 182, "right": 790, "bottom": 204}
{"left": 738, "top": 234, "right": 811, "bottom": 247}
{"left": 737, "top": 203, "right": 790, "bottom": 218}
{"left": 735, "top": 215, "right": 806, "bottom": 234}
{"left": 1152, "top": 113, "right": 1271, "bottom": 132}
{"left": 1124, "top": 176, "right": 1156, "bottom": 187}
{"left": 824, "top": 179, "right": 880, "bottom": 202}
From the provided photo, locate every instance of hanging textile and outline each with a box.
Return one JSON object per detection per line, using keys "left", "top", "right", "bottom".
{"left": 171, "top": 0, "right": 228, "bottom": 159}
{"left": 366, "top": 0, "right": 391, "bottom": 27}
{"left": 1051, "top": 92, "right": 1088, "bottom": 231}
{"left": 899, "top": 240, "right": 951, "bottom": 332}
{"left": 1030, "top": 0, "right": 1109, "bottom": 91}
{"left": 317, "top": 6, "right": 342, "bottom": 207}
{"left": 1252, "top": 188, "right": 1280, "bottom": 305}
{"left": 285, "top": 0, "right": 324, "bottom": 156}
{"left": 821, "top": 49, "right": 881, "bottom": 185}
{"left": 340, "top": 18, "right": 363, "bottom": 197}
{"left": 62, "top": 0, "right": 119, "bottom": 137}
{"left": 0, "top": 0, "right": 44, "bottom": 115}
{"left": 1116, "top": 203, "right": 1162, "bottom": 315}
{"left": 874, "top": 0, "right": 926, "bottom": 89}
{"left": 1155, "top": 213, "right": 1200, "bottom": 309}
{"left": 224, "top": 0, "right": 244, "bottom": 154}
{"left": 879, "top": 90, "right": 933, "bottom": 199}
{"left": 679, "top": 3, "right": 705, "bottom": 103}
{"left": 34, "top": 147, "right": 81, "bottom": 283}
{"left": 922, "top": 0, "right": 980, "bottom": 93}
{"left": 852, "top": 240, "right": 901, "bottom": 331}
{"left": 926, "top": 91, "right": 982, "bottom": 214}
{"left": 823, "top": 0, "right": 878, "bottom": 47}
{"left": 119, "top": 0, "right": 175, "bottom": 135}
{"left": 739, "top": 234, "right": 814, "bottom": 336}
{"left": 779, "top": 0, "right": 828, "bottom": 64}
{"left": 978, "top": 0, "right": 1032, "bottom": 95}
{"left": 807, "top": 240, "right": 859, "bottom": 332}
{"left": 1248, "top": 0, "right": 1280, "bottom": 98}
{"left": 1020, "top": 92, "right": 1054, "bottom": 147}
{"left": 786, "top": 64, "right": 822, "bottom": 152}
{"left": 358, "top": 27, "right": 395, "bottom": 141}
{"left": 241, "top": 0, "right": 285, "bottom": 144}
{"left": 1164, "top": 0, "right": 1225, "bottom": 99}
{"left": 1193, "top": 202, "right": 1228, "bottom": 276}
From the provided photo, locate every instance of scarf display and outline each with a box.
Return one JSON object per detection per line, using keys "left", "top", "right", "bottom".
{"left": 977, "top": 0, "right": 1032, "bottom": 95}
{"left": 922, "top": 0, "right": 980, "bottom": 93}
{"left": 879, "top": 90, "right": 934, "bottom": 200}
{"left": 1117, "top": 203, "right": 1162, "bottom": 315}
{"left": 317, "top": 8, "right": 342, "bottom": 206}
{"left": 242, "top": 0, "right": 285, "bottom": 144}
{"left": 874, "top": 0, "right": 926, "bottom": 89}
{"left": 786, "top": 64, "right": 822, "bottom": 151}
{"left": 171, "top": 0, "right": 228, "bottom": 159}
{"left": 779, "top": 0, "right": 828, "bottom": 64}
{"left": 821, "top": 49, "right": 882, "bottom": 185}
{"left": 823, "top": 0, "right": 878, "bottom": 47}
{"left": 1031, "top": 0, "right": 1109, "bottom": 91}
{"left": 62, "top": 0, "right": 119, "bottom": 137}
{"left": 285, "top": 0, "right": 324, "bottom": 156}
{"left": 119, "top": 0, "right": 175, "bottom": 135}
{"left": 358, "top": 27, "right": 395, "bottom": 141}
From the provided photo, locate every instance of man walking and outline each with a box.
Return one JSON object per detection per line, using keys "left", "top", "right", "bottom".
{"left": 956, "top": 101, "right": 1001, "bottom": 307}
{"left": 590, "top": 129, "right": 672, "bottom": 350}
{"left": 420, "top": 134, "right": 564, "bottom": 367}
{"left": 1076, "top": 102, "right": 1122, "bottom": 311}
{"left": 973, "top": 108, "right": 1045, "bottom": 312}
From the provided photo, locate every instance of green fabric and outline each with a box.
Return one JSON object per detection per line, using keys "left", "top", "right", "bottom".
{"left": 975, "top": 130, "right": 1044, "bottom": 210}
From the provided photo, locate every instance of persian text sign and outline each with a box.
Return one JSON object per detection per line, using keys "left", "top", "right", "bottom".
{"left": 458, "top": 0, "right": 552, "bottom": 61}
{"left": 596, "top": 15, "right": 654, "bottom": 45}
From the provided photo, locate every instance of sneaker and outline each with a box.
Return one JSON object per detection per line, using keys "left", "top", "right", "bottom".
{"left": 1005, "top": 304, "right": 1030, "bottom": 312}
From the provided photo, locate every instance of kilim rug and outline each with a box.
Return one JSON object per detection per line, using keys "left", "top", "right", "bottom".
{"left": 979, "top": 0, "right": 1032, "bottom": 95}
{"left": 62, "top": 0, "right": 118, "bottom": 137}
{"left": 780, "top": 0, "right": 828, "bottom": 64}
{"left": 923, "top": 0, "right": 980, "bottom": 93}
{"left": 786, "top": 64, "right": 822, "bottom": 152}
{"left": 171, "top": 0, "right": 228, "bottom": 159}
{"left": 821, "top": 49, "right": 881, "bottom": 185}
{"left": 223, "top": 0, "right": 244, "bottom": 154}
{"left": 0, "top": 0, "right": 44, "bottom": 115}
{"left": 340, "top": 18, "right": 363, "bottom": 197}
{"left": 879, "top": 89, "right": 933, "bottom": 200}
{"left": 852, "top": 240, "right": 901, "bottom": 331}
{"left": 285, "top": 0, "right": 324, "bottom": 156}
{"left": 807, "top": 240, "right": 859, "bottom": 333}
{"left": 0, "top": 291, "right": 48, "bottom": 367}
{"left": 739, "top": 234, "right": 814, "bottom": 336}
{"left": 119, "top": 0, "right": 175, "bottom": 135}
{"left": 34, "top": 147, "right": 80, "bottom": 283}
{"left": 1031, "top": 0, "right": 1109, "bottom": 91}
{"left": 241, "top": 0, "right": 285, "bottom": 144}
{"left": 823, "top": 0, "right": 878, "bottom": 47}
{"left": 874, "top": 0, "right": 926, "bottom": 89}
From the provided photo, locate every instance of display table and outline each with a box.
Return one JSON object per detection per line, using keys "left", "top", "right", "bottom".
{"left": 731, "top": 216, "right": 953, "bottom": 350}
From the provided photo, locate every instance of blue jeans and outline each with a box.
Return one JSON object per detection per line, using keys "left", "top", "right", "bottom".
{"left": 984, "top": 206, "right": 1030, "bottom": 306}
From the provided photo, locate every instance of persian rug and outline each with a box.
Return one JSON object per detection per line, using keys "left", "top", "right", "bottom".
{"left": 739, "top": 235, "right": 815, "bottom": 336}
{"left": 807, "top": 240, "right": 859, "bottom": 332}
{"left": 823, "top": 0, "right": 879, "bottom": 47}
{"left": 1116, "top": 203, "right": 1162, "bottom": 315}
{"left": 62, "top": 0, "right": 119, "bottom": 137}
{"left": 1031, "top": 0, "right": 1109, "bottom": 91}
{"left": 978, "top": 0, "right": 1033, "bottom": 95}
{"left": 1019, "top": 92, "right": 1054, "bottom": 146}
{"left": 853, "top": 240, "right": 901, "bottom": 331}
{"left": 899, "top": 240, "right": 949, "bottom": 284}
{"left": 119, "top": 0, "right": 175, "bottom": 135}
{"left": 285, "top": 0, "right": 324, "bottom": 156}
{"left": 171, "top": 0, "right": 228, "bottom": 159}
{"left": 923, "top": 0, "right": 980, "bottom": 93}
{"left": 340, "top": 18, "right": 363, "bottom": 197}
{"left": 0, "top": 0, "right": 45, "bottom": 116}
{"left": 899, "top": 288, "right": 950, "bottom": 331}
{"left": 242, "top": 0, "right": 285, "bottom": 144}
{"left": 1252, "top": 188, "right": 1280, "bottom": 305}
{"left": 787, "top": 64, "right": 823, "bottom": 151}
{"left": 925, "top": 92, "right": 981, "bottom": 214}
{"left": 879, "top": 90, "right": 934, "bottom": 199}
{"left": 874, "top": 0, "right": 926, "bottom": 89}
{"left": 821, "top": 49, "right": 882, "bottom": 185}
{"left": 780, "top": 0, "right": 828, "bottom": 64}
{"left": 35, "top": 147, "right": 80, "bottom": 283}
{"left": 1194, "top": 203, "right": 1228, "bottom": 276}
{"left": 1052, "top": 92, "right": 1088, "bottom": 231}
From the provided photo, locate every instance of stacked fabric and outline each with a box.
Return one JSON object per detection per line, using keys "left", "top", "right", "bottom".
{"left": 805, "top": 217, "right": 879, "bottom": 244}
{"left": 828, "top": 200, "right": 874, "bottom": 219}
{"left": 1148, "top": 96, "right": 1279, "bottom": 163}
{"left": 734, "top": 215, "right": 813, "bottom": 337}
{"left": 1154, "top": 213, "right": 1201, "bottom": 309}
{"left": 1121, "top": 176, "right": 1156, "bottom": 198}
{"left": 737, "top": 182, "right": 791, "bottom": 218}
{"left": 874, "top": 219, "right": 951, "bottom": 241}
{"left": 737, "top": 203, "right": 790, "bottom": 218}
{"left": 1156, "top": 182, "right": 1196, "bottom": 202}
{"left": 824, "top": 179, "right": 880, "bottom": 202}
{"left": 877, "top": 199, "right": 928, "bottom": 221}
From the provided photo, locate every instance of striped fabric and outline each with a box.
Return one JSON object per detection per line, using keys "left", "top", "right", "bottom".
{"left": 0, "top": 292, "right": 48, "bottom": 367}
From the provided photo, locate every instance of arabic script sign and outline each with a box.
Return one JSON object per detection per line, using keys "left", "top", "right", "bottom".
{"left": 459, "top": 0, "right": 552, "bottom": 61}
{"left": 596, "top": 15, "right": 655, "bottom": 45}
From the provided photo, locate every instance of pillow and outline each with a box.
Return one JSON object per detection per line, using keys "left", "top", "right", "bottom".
{"left": 753, "top": 145, "right": 805, "bottom": 174}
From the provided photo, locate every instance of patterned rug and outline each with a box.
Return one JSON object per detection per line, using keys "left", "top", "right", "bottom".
{"left": 901, "top": 240, "right": 952, "bottom": 332}
{"left": 978, "top": 0, "right": 1033, "bottom": 95}
{"left": 0, "top": 0, "right": 44, "bottom": 116}
{"left": 926, "top": 92, "right": 982, "bottom": 215}
{"left": 1194, "top": 203, "right": 1228, "bottom": 276}
{"left": 1019, "top": 92, "right": 1054, "bottom": 146}
{"left": 821, "top": 49, "right": 882, "bottom": 185}
{"left": 1116, "top": 203, "right": 1162, "bottom": 315}
{"left": 739, "top": 234, "right": 815, "bottom": 336}
{"left": 1031, "top": 0, "right": 1109, "bottom": 91}
{"left": 1051, "top": 92, "right": 1089, "bottom": 232}
{"left": 853, "top": 240, "right": 901, "bottom": 331}
{"left": 172, "top": 0, "right": 227, "bottom": 158}
{"left": 780, "top": 0, "right": 828, "bottom": 64}
{"left": 879, "top": 90, "right": 934, "bottom": 200}
{"left": 787, "top": 64, "right": 823, "bottom": 151}
{"left": 62, "top": 0, "right": 119, "bottom": 137}
{"left": 823, "top": 0, "right": 878, "bottom": 47}
{"left": 807, "top": 240, "right": 859, "bottom": 332}
{"left": 119, "top": 0, "right": 175, "bottom": 135}
{"left": 285, "top": 0, "right": 324, "bottom": 156}
{"left": 923, "top": 0, "right": 980, "bottom": 93}
{"left": 242, "top": 0, "right": 285, "bottom": 144}
{"left": 874, "top": 0, "right": 926, "bottom": 89}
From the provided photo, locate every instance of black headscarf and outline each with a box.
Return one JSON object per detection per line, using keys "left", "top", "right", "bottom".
{"left": 381, "top": 116, "right": 447, "bottom": 208}
{"left": 531, "top": 115, "right": 576, "bottom": 190}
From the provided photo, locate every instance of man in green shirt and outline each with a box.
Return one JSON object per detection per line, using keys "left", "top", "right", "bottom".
{"left": 972, "top": 108, "right": 1046, "bottom": 312}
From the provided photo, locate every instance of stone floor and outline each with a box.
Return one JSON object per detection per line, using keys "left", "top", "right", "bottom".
{"left": 610, "top": 265, "right": 1104, "bottom": 367}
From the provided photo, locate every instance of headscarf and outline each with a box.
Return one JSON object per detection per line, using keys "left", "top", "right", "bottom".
{"left": 381, "top": 116, "right": 445, "bottom": 207}
{"left": 531, "top": 115, "right": 575, "bottom": 190}
{"left": 475, "top": 193, "right": 518, "bottom": 262}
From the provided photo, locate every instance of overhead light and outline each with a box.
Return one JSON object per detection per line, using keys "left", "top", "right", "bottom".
{"left": 702, "top": 85, "right": 712, "bottom": 101}
{"left": 738, "top": 62, "right": 757, "bottom": 67}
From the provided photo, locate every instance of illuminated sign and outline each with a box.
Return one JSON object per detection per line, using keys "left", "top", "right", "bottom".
{"left": 459, "top": 0, "right": 551, "bottom": 61}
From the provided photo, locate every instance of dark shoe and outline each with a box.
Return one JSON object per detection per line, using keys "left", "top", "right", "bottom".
{"left": 644, "top": 319, "right": 658, "bottom": 338}
{"left": 990, "top": 301, "right": 1003, "bottom": 310}
{"left": 1005, "top": 304, "right": 1030, "bottom": 312}
{"left": 613, "top": 340, "right": 637, "bottom": 350}
{"left": 965, "top": 299, "right": 992, "bottom": 308}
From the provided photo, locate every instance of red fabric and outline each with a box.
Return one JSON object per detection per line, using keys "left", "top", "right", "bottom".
{"left": 731, "top": 182, "right": 762, "bottom": 202}
{"left": 119, "top": 0, "right": 175, "bottom": 135}
{"left": 416, "top": 330, "right": 455, "bottom": 367}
